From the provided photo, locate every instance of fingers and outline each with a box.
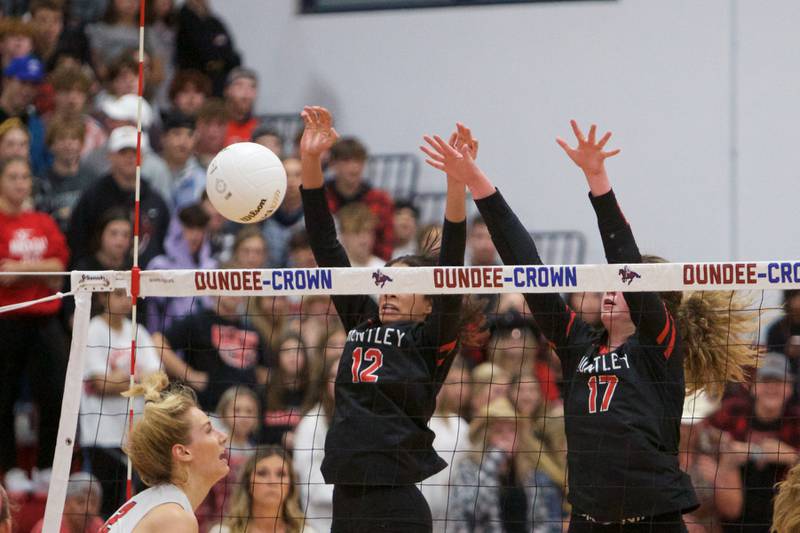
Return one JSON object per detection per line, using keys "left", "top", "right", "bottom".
{"left": 423, "top": 135, "right": 446, "bottom": 157}
{"left": 597, "top": 131, "right": 612, "bottom": 149}
{"left": 300, "top": 108, "right": 312, "bottom": 127}
{"left": 588, "top": 124, "right": 596, "bottom": 145}
{"left": 301, "top": 106, "right": 333, "bottom": 129}
{"left": 448, "top": 132, "right": 458, "bottom": 148}
{"left": 602, "top": 148, "right": 621, "bottom": 158}
{"left": 570, "top": 120, "right": 585, "bottom": 144}
{"left": 423, "top": 158, "right": 445, "bottom": 171}
{"left": 419, "top": 144, "right": 445, "bottom": 163}
{"left": 433, "top": 135, "right": 461, "bottom": 158}
{"left": 457, "top": 122, "right": 473, "bottom": 144}
{"left": 319, "top": 108, "right": 332, "bottom": 129}
{"left": 555, "top": 137, "right": 573, "bottom": 154}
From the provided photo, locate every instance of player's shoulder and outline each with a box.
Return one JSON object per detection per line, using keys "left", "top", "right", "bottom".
{"left": 136, "top": 502, "right": 198, "bottom": 533}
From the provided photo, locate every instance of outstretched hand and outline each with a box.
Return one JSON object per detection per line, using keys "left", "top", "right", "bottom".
{"left": 300, "top": 106, "right": 339, "bottom": 158}
{"left": 557, "top": 120, "right": 620, "bottom": 196}
{"left": 420, "top": 123, "right": 480, "bottom": 185}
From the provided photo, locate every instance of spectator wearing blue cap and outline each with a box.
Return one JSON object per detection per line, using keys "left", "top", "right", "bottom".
{"left": 0, "top": 54, "right": 48, "bottom": 176}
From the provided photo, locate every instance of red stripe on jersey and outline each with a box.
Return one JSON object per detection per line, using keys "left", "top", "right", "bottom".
{"left": 656, "top": 305, "right": 672, "bottom": 344}
{"left": 436, "top": 358, "right": 445, "bottom": 367}
{"left": 664, "top": 324, "right": 677, "bottom": 360}
{"left": 438, "top": 340, "right": 457, "bottom": 353}
{"left": 565, "top": 307, "right": 576, "bottom": 338}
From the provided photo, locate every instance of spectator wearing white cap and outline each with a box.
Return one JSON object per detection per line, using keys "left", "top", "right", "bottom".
{"left": 81, "top": 93, "right": 174, "bottom": 200}
{"left": 0, "top": 54, "right": 47, "bottom": 176}
{"left": 30, "top": 472, "right": 104, "bottom": 533}
{"left": 68, "top": 125, "right": 170, "bottom": 267}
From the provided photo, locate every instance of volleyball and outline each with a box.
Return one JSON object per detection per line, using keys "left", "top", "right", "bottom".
{"left": 206, "top": 142, "right": 287, "bottom": 224}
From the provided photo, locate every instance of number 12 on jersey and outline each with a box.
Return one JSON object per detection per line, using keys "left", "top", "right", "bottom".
{"left": 351, "top": 347, "right": 384, "bottom": 383}
{"left": 587, "top": 374, "right": 619, "bottom": 413}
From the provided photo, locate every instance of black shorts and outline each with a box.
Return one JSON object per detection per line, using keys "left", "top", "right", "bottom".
{"left": 332, "top": 484, "right": 432, "bottom": 533}
{"left": 568, "top": 510, "right": 688, "bottom": 533}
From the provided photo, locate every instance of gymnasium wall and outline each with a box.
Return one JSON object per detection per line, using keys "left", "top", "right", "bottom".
{"left": 214, "top": 0, "right": 799, "bottom": 264}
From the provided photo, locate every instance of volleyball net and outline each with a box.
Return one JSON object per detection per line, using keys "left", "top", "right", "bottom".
{"left": 21, "top": 260, "right": 800, "bottom": 531}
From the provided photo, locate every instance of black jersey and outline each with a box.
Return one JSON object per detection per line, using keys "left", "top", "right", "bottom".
{"left": 301, "top": 186, "right": 465, "bottom": 485}
{"left": 475, "top": 189, "right": 698, "bottom": 522}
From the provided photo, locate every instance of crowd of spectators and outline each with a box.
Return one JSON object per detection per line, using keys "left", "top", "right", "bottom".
{"left": 0, "top": 1, "right": 798, "bottom": 532}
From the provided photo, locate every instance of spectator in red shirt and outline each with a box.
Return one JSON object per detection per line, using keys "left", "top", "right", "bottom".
{"left": 707, "top": 352, "right": 800, "bottom": 532}
{"left": 324, "top": 137, "right": 394, "bottom": 260}
{"left": 223, "top": 67, "right": 258, "bottom": 146}
{"left": 0, "top": 156, "right": 69, "bottom": 480}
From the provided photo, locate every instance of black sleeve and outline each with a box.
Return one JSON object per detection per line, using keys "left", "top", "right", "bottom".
{"left": 590, "top": 189, "right": 676, "bottom": 353}
{"left": 423, "top": 218, "right": 466, "bottom": 377}
{"left": 474, "top": 190, "right": 580, "bottom": 349}
{"left": 164, "top": 315, "right": 195, "bottom": 372}
{"left": 300, "top": 186, "right": 378, "bottom": 331}
{"left": 66, "top": 193, "right": 91, "bottom": 268}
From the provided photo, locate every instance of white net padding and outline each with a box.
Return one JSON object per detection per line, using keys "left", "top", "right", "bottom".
{"left": 41, "top": 261, "right": 800, "bottom": 531}
{"left": 68, "top": 261, "right": 800, "bottom": 297}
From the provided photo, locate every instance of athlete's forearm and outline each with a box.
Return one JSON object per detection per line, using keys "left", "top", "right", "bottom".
{"left": 590, "top": 189, "right": 669, "bottom": 339}
{"left": 475, "top": 189, "right": 572, "bottom": 345}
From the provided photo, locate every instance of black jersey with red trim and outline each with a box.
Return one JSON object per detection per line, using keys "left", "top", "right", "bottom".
{"left": 475, "top": 189, "right": 698, "bottom": 522}
{"left": 301, "top": 186, "right": 465, "bottom": 485}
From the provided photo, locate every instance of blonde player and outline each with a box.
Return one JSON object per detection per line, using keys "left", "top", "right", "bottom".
{"left": 772, "top": 462, "right": 800, "bottom": 533}
{"left": 100, "top": 373, "right": 229, "bottom": 532}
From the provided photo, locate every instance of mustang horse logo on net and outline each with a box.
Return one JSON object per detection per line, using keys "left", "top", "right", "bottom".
{"left": 372, "top": 269, "right": 393, "bottom": 288}
{"left": 618, "top": 266, "right": 641, "bottom": 285}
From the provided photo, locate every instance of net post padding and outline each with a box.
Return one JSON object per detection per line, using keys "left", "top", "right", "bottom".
{"left": 42, "top": 291, "right": 92, "bottom": 532}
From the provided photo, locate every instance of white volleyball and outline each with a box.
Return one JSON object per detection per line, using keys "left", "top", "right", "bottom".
{"left": 206, "top": 142, "right": 287, "bottom": 224}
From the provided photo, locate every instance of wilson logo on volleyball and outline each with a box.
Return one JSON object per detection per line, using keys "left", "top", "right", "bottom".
{"left": 683, "top": 262, "right": 800, "bottom": 286}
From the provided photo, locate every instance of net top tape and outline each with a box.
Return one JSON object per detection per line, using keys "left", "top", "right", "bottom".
{"left": 70, "top": 261, "right": 800, "bottom": 297}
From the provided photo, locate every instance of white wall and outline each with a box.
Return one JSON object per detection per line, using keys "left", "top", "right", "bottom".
{"left": 214, "top": 0, "right": 797, "bottom": 264}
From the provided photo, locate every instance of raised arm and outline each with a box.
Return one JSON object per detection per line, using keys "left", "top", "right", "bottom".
{"left": 419, "top": 132, "right": 468, "bottom": 375}
{"left": 558, "top": 120, "right": 671, "bottom": 343}
{"left": 421, "top": 125, "right": 577, "bottom": 348}
{"left": 299, "top": 106, "right": 377, "bottom": 330}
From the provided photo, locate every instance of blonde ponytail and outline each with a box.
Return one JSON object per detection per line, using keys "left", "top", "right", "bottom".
{"left": 122, "top": 371, "right": 170, "bottom": 403}
{"left": 678, "top": 291, "right": 758, "bottom": 399}
{"left": 123, "top": 372, "right": 198, "bottom": 487}
{"left": 772, "top": 462, "right": 800, "bottom": 532}
{"left": 641, "top": 257, "right": 758, "bottom": 399}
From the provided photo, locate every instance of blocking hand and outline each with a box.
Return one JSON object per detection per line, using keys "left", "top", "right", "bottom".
{"left": 300, "top": 106, "right": 339, "bottom": 157}
{"left": 556, "top": 120, "right": 620, "bottom": 179}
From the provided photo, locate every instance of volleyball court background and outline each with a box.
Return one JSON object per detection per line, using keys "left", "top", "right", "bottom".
{"left": 0, "top": 0, "right": 799, "bottom": 532}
